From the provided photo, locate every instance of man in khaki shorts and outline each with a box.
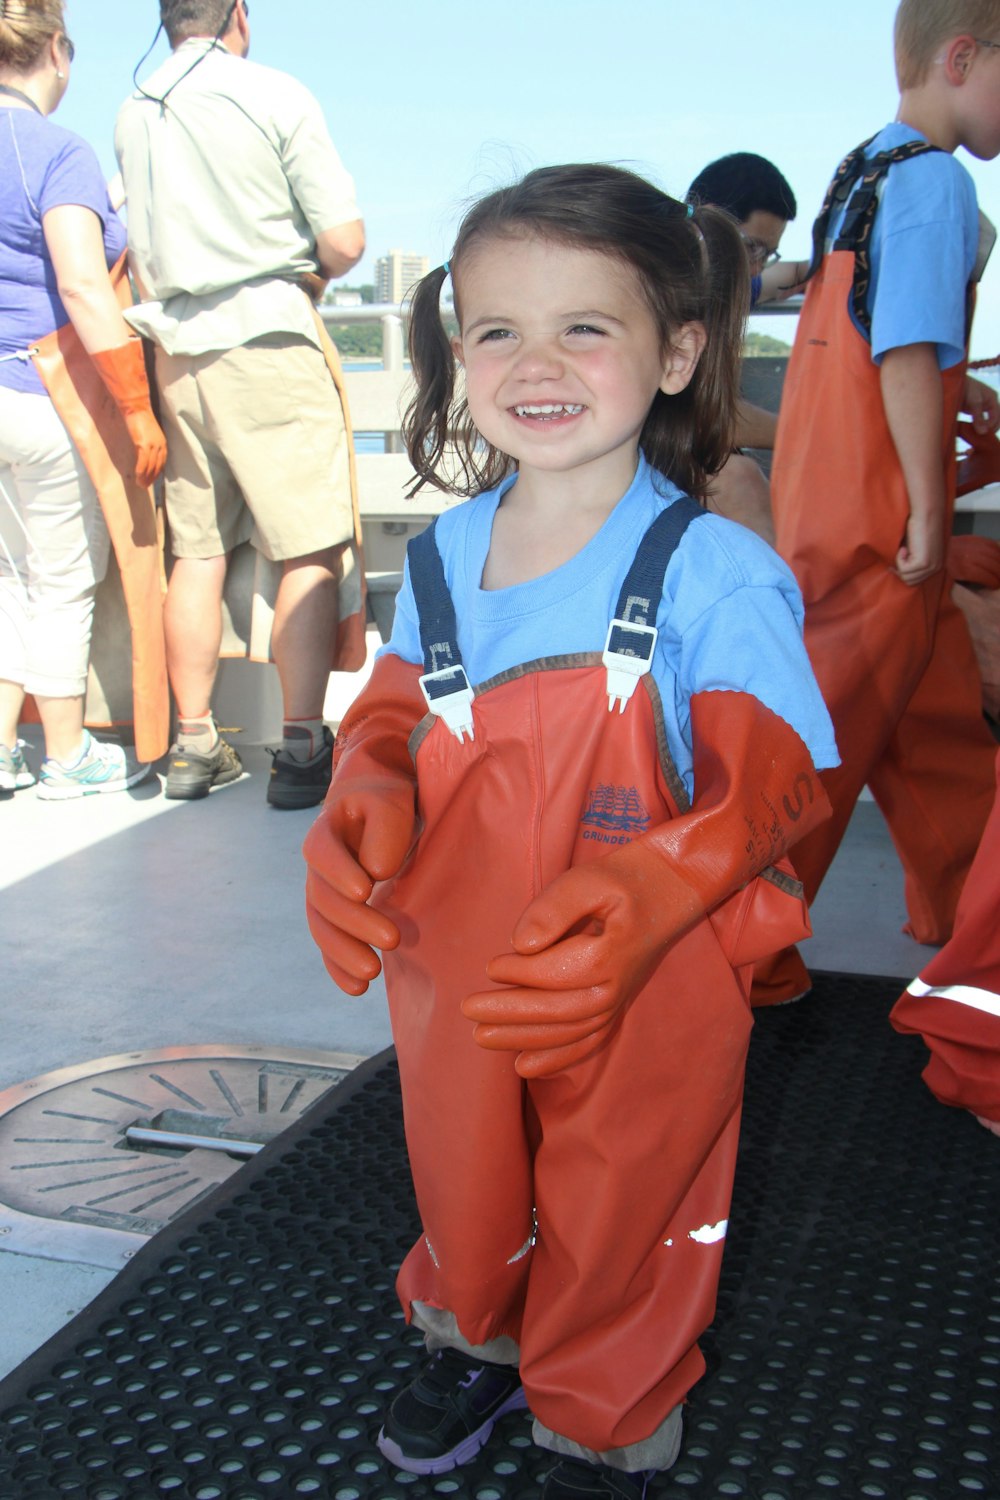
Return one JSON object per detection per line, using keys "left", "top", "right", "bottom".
{"left": 115, "top": 0, "right": 364, "bottom": 807}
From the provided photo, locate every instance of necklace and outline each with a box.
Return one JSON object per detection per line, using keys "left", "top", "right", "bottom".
{"left": 0, "top": 85, "right": 42, "bottom": 114}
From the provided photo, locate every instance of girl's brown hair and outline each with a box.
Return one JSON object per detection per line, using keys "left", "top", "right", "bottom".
{"left": 404, "top": 163, "right": 749, "bottom": 501}
{"left": 0, "top": 0, "right": 65, "bottom": 72}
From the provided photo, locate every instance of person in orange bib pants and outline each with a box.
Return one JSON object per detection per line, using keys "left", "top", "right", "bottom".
{"left": 753, "top": 40, "right": 1000, "bottom": 1006}
{"left": 304, "top": 165, "right": 837, "bottom": 1498}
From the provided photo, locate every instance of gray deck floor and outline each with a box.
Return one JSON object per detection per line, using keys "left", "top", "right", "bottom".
{"left": 1, "top": 731, "right": 940, "bottom": 1383}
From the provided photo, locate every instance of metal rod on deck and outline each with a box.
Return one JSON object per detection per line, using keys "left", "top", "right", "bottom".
{"left": 125, "top": 1126, "right": 263, "bottom": 1158}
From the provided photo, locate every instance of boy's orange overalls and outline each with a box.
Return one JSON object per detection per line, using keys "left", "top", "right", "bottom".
{"left": 363, "top": 506, "right": 824, "bottom": 1454}
{"left": 755, "top": 140, "right": 998, "bottom": 1006}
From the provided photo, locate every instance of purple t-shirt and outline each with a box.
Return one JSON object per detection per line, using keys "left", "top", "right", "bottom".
{"left": 0, "top": 107, "right": 126, "bottom": 395}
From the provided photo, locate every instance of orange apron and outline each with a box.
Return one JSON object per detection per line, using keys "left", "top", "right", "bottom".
{"left": 27, "top": 255, "right": 169, "bottom": 763}
{"left": 374, "top": 514, "right": 812, "bottom": 1454}
{"left": 891, "top": 746, "right": 1000, "bottom": 1122}
{"left": 757, "top": 144, "right": 997, "bottom": 1002}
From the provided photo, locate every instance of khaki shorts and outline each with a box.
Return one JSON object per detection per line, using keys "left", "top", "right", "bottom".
{"left": 155, "top": 334, "right": 354, "bottom": 562}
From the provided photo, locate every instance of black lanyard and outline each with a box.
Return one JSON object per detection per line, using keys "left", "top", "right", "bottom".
{"left": 0, "top": 85, "right": 42, "bottom": 114}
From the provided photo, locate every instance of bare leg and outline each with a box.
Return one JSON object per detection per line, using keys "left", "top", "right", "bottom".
{"left": 952, "top": 583, "right": 1000, "bottom": 723}
{"left": 33, "top": 693, "right": 86, "bottom": 764}
{"left": 2, "top": 680, "right": 89, "bottom": 765}
{"left": 271, "top": 544, "right": 344, "bottom": 720}
{"left": 164, "top": 555, "right": 228, "bottom": 718}
{"left": 0, "top": 679, "right": 25, "bottom": 749}
{"left": 705, "top": 453, "right": 776, "bottom": 548}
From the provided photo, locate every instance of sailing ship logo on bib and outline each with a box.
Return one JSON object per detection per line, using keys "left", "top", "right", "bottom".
{"left": 581, "top": 784, "right": 651, "bottom": 844}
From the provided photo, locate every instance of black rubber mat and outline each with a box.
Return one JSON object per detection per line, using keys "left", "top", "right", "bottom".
{"left": 0, "top": 972, "right": 997, "bottom": 1499}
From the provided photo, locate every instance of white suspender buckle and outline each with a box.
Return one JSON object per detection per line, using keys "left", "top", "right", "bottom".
{"left": 602, "top": 618, "right": 658, "bottom": 714}
{"left": 419, "top": 664, "right": 476, "bottom": 743}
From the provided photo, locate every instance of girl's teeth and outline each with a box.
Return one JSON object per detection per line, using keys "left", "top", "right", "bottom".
{"left": 514, "top": 404, "right": 584, "bottom": 416}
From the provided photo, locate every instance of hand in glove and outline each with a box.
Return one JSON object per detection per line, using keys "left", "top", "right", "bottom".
{"left": 463, "top": 691, "right": 830, "bottom": 1078}
{"left": 303, "top": 654, "right": 425, "bottom": 995}
{"left": 90, "top": 339, "right": 167, "bottom": 487}
{"left": 463, "top": 845, "right": 704, "bottom": 1077}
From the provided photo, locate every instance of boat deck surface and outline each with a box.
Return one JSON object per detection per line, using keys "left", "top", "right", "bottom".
{"left": 2, "top": 691, "right": 944, "bottom": 1383}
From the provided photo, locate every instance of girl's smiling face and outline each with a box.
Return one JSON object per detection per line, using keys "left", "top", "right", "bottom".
{"left": 452, "top": 234, "right": 705, "bottom": 498}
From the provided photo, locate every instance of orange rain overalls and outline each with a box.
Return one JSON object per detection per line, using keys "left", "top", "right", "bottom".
{"left": 755, "top": 140, "right": 998, "bottom": 1006}
{"left": 369, "top": 507, "right": 820, "bottom": 1455}
{"left": 891, "top": 746, "right": 1000, "bottom": 1124}
{"left": 26, "top": 256, "right": 169, "bottom": 763}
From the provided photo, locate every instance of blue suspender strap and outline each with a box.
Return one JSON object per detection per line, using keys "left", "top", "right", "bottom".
{"left": 406, "top": 493, "right": 706, "bottom": 729}
{"left": 604, "top": 495, "right": 706, "bottom": 712}
{"left": 405, "top": 522, "right": 476, "bottom": 742}
{"left": 612, "top": 494, "right": 705, "bottom": 628}
{"left": 406, "top": 521, "right": 461, "bottom": 675}
{"left": 827, "top": 140, "right": 941, "bottom": 340}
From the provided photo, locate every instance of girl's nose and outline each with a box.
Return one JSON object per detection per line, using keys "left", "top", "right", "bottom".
{"left": 513, "top": 338, "right": 564, "bottom": 380}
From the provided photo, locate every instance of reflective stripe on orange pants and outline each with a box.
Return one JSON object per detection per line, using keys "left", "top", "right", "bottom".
{"left": 891, "top": 747, "right": 1000, "bottom": 1121}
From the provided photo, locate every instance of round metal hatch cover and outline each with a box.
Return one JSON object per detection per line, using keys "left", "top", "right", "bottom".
{"left": 0, "top": 1045, "right": 362, "bottom": 1268}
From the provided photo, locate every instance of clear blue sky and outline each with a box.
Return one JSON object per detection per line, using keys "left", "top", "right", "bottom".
{"left": 59, "top": 0, "right": 1000, "bottom": 360}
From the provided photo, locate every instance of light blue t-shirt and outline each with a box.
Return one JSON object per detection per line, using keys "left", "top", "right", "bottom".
{"left": 382, "top": 457, "right": 839, "bottom": 799}
{"left": 829, "top": 122, "right": 980, "bottom": 369}
{"left": 0, "top": 108, "right": 125, "bottom": 396}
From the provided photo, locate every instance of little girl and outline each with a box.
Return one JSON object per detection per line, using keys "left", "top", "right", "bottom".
{"left": 304, "top": 164, "right": 838, "bottom": 1499}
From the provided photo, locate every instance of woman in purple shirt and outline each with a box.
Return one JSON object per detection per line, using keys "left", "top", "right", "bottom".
{"left": 0, "top": 0, "right": 165, "bottom": 799}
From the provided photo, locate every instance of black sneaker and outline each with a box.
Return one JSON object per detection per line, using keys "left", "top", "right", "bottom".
{"left": 266, "top": 726, "right": 333, "bottom": 810}
{"left": 542, "top": 1457, "right": 655, "bottom": 1499}
{"left": 377, "top": 1347, "right": 527, "bottom": 1475}
{"left": 164, "top": 737, "right": 243, "bottom": 800}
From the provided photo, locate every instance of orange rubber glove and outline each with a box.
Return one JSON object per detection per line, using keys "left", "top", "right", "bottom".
{"left": 303, "top": 654, "right": 426, "bottom": 996}
{"left": 463, "top": 691, "right": 831, "bottom": 1078}
{"left": 90, "top": 339, "right": 167, "bottom": 488}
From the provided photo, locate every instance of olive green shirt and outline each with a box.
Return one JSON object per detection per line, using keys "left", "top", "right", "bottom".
{"left": 115, "top": 40, "right": 360, "bottom": 355}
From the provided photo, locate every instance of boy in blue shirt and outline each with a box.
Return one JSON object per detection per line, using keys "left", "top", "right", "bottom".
{"left": 756, "top": 0, "right": 1000, "bottom": 1005}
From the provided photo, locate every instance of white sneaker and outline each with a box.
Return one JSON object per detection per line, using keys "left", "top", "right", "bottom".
{"left": 37, "top": 731, "right": 150, "bottom": 801}
{"left": 0, "top": 740, "right": 35, "bottom": 792}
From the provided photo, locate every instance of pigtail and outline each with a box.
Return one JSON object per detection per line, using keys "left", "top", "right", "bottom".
{"left": 653, "top": 204, "right": 749, "bottom": 501}
{"left": 403, "top": 264, "right": 514, "bottom": 497}
{"left": 402, "top": 266, "right": 456, "bottom": 495}
{"left": 692, "top": 203, "right": 751, "bottom": 470}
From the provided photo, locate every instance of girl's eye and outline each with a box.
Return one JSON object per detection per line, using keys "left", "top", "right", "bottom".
{"left": 478, "top": 327, "right": 515, "bottom": 343}
{"left": 567, "top": 324, "right": 606, "bottom": 337}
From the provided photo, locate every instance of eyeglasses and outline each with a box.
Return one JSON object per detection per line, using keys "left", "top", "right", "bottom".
{"left": 60, "top": 34, "right": 75, "bottom": 62}
{"left": 741, "top": 234, "right": 781, "bottom": 270}
{"left": 975, "top": 37, "right": 1000, "bottom": 50}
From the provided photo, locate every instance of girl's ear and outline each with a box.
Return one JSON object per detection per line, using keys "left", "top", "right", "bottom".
{"left": 660, "top": 322, "right": 707, "bottom": 396}
{"left": 450, "top": 333, "right": 465, "bottom": 367}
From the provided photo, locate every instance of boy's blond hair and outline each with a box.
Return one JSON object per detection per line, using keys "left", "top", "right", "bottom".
{"left": 895, "top": 0, "right": 1000, "bottom": 88}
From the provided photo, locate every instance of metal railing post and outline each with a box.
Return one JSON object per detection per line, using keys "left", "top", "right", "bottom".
{"left": 382, "top": 314, "right": 404, "bottom": 451}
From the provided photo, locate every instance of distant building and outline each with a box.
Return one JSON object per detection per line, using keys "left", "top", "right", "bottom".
{"left": 328, "top": 289, "right": 363, "bottom": 308}
{"left": 375, "top": 250, "right": 429, "bottom": 306}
